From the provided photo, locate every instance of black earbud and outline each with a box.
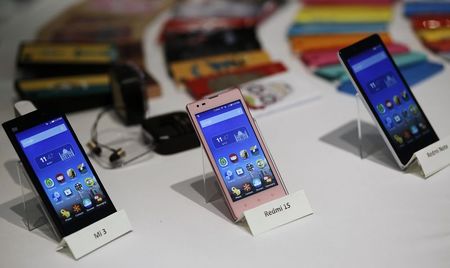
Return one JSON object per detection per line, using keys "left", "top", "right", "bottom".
{"left": 86, "top": 140, "right": 126, "bottom": 163}
{"left": 109, "top": 148, "right": 125, "bottom": 162}
{"left": 87, "top": 141, "right": 102, "bottom": 156}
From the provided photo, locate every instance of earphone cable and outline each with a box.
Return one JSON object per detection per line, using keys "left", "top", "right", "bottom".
{"left": 90, "top": 107, "right": 116, "bottom": 152}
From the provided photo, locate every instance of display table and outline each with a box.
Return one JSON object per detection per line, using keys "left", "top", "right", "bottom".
{"left": 0, "top": 1, "right": 449, "bottom": 267}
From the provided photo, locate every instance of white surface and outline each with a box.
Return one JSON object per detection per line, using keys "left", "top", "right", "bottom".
{"left": 1, "top": 1, "right": 450, "bottom": 267}
{"left": 244, "top": 190, "right": 313, "bottom": 236}
{"left": 57, "top": 210, "right": 132, "bottom": 260}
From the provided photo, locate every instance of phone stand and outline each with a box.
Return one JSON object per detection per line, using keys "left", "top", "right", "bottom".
{"left": 356, "top": 93, "right": 365, "bottom": 159}
{"left": 355, "top": 93, "right": 380, "bottom": 160}
{"left": 355, "top": 93, "right": 400, "bottom": 160}
{"left": 16, "top": 161, "right": 132, "bottom": 259}
{"left": 201, "top": 147, "right": 222, "bottom": 204}
{"left": 17, "top": 161, "right": 54, "bottom": 233}
{"left": 201, "top": 148, "right": 255, "bottom": 225}
{"left": 200, "top": 145, "right": 313, "bottom": 235}
{"left": 355, "top": 94, "right": 450, "bottom": 177}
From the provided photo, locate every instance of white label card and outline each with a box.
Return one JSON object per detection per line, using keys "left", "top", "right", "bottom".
{"left": 57, "top": 210, "right": 132, "bottom": 260}
{"left": 413, "top": 135, "right": 450, "bottom": 178}
{"left": 243, "top": 190, "right": 313, "bottom": 236}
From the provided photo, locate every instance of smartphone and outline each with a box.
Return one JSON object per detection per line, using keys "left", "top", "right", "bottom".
{"left": 2, "top": 111, "right": 117, "bottom": 239}
{"left": 338, "top": 34, "right": 439, "bottom": 169}
{"left": 186, "top": 88, "right": 287, "bottom": 221}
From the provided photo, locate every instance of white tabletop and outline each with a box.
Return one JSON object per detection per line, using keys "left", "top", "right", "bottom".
{"left": 1, "top": 1, "right": 450, "bottom": 267}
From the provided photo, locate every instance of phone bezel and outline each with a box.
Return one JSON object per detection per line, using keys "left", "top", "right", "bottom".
{"left": 338, "top": 34, "right": 439, "bottom": 166}
{"left": 2, "top": 111, "right": 117, "bottom": 238}
{"left": 186, "top": 88, "right": 288, "bottom": 221}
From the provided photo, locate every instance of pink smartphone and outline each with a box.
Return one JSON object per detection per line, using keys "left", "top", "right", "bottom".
{"left": 186, "top": 88, "right": 288, "bottom": 221}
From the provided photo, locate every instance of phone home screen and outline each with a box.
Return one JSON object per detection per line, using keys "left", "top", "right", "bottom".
{"left": 348, "top": 44, "right": 434, "bottom": 151}
{"left": 196, "top": 100, "right": 278, "bottom": 202}
{"left": 15, "top": 117, "right": 109, "bottom": 226}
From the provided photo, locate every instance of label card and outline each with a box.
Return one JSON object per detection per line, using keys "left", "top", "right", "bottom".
{"left": 412, "top": 135, "right": 450, "bottom": 178}
{"left": 243, "top": 190, "right": 313, "bottom": 236}
{"left": 57, "top": 210, "right": 132, "bottom": 260}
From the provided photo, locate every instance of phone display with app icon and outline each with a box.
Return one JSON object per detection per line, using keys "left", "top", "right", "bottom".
{"left": 2, "top": 111, "right": 116, "bottom": 238}
{"left": 186, "top": 88, "right": 287, "bottom": 221}
{"left": 339, "top": 34, "right": 439, "bottom": 168}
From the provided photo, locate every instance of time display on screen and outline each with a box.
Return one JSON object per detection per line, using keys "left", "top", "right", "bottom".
{"left": 212, "top": 127, "right": 249, "bottom": 148}
{"left": 35, "top": 144, "right": 75, "bottom": 169}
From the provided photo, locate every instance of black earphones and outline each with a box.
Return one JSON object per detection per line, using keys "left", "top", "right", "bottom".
{"left": 87, "top": 108, "right": 126, "bottom": 163}
{"left": 86, "top": 140, "right": 126, "bottom": 163}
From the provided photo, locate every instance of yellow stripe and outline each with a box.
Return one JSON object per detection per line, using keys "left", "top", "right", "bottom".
{"left": 295, "top": 6, "right": 392, "bottom": 23}
{"left": 20, "top": 43, "right": 115, "bottom": 63}
{"left": 19, "top": 75, "right": 109, "bottom": 91}
{"left": 170, "top": 50, "right": 271, "bottom": 81}
{"left": 289, "top": 33, "right": 391, "bottom": 53}
{"left": 418, "top": 28, "right": 450, "bottom": 42}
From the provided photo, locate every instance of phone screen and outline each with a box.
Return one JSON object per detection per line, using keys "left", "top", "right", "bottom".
{"left": 14, "top": 116, "right": 111, "bottom": 226}
{"left": 195, "top": 100, "right": 278, "bottom": 201}
{"left": 345, "top": 42, "right": 437, "bottom": 162}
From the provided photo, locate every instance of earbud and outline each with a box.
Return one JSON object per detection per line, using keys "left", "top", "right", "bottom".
{"left": 87, "top": 141, "right": 102, "bottom": 156}
{"left": 87, "top": 140, "right": 126, "bottom": 163}
{"left": 109, "top": 148, "right": 125, "bottom": 162}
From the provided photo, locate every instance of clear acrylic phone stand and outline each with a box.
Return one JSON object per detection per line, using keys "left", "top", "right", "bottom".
{"left": 355, "top": 93, "right": 385, "bottom": 160}
{"left": 16, "top": 161, "right": 56, "bottom": 235}
{"left": 200, "top": 144, "right": 313, "bottom": 235}
{"left": 354, "top": 93, "right": 450, "bottom": 177}
{"left": 16, "top": 161, "right": 132, "bottom": 259}
{"left": 356, "top": 93, "right": 364, "bottom": 159}
{"left": 201, "top": 146, "right": 222, "bottom": 204}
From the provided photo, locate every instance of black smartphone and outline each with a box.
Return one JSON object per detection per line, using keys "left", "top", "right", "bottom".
{"left": 2, "top": 111, "right": 116, "bottom": 238}
{"left": 338, "top": 34, "right": 439, "bottom": 168}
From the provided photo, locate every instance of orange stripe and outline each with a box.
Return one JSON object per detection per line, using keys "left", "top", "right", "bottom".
{"left": 290, "top": 33, "right": 391, "bottom": 53}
